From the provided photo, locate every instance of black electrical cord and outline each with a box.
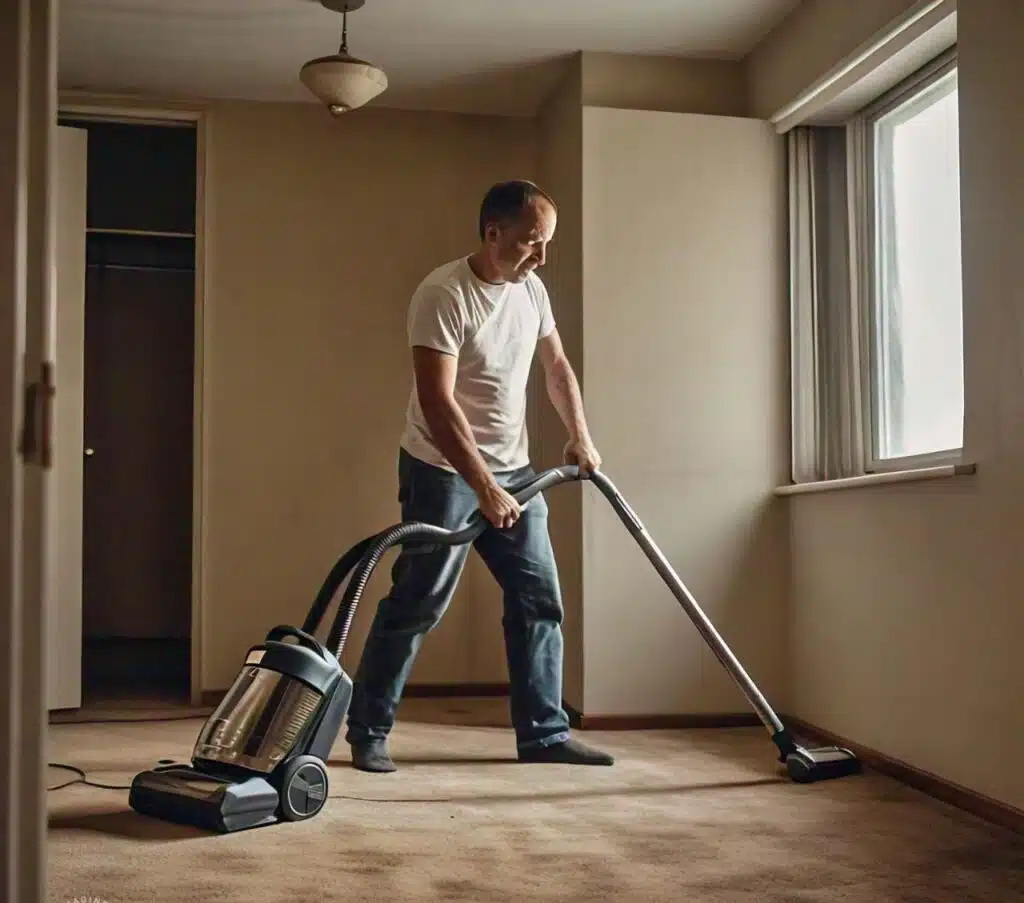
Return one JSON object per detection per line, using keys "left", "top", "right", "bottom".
{"left": 48, "top": 763, "right": 134, "bottom": 792}
{"left": 48, "top": 712, "right": 212, "bottom": 792}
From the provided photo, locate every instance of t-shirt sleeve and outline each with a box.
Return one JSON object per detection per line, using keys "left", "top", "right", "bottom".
{"left": 533, "top": 276, "right": 557, "bottom": 339}
{"left": 407, "top": 284, "right": 464, "bottom": 356}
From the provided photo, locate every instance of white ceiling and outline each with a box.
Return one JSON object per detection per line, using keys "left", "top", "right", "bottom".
{"left": 58, "top": 0, "right": 801, "bottom": 117}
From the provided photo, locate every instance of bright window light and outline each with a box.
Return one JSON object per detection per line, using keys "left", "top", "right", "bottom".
{"left": 871, "top": 69, "right": 963, "bottom": 463}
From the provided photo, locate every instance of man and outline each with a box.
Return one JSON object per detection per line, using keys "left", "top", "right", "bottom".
{"left": 345, "top": 180, "right": 614, "bottom": 773}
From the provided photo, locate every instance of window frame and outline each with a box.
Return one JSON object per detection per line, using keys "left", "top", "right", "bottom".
{"left": 857, "top": 48, "right": 963, "bottom": 474}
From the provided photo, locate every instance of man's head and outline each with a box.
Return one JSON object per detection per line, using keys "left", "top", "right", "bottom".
{"left": 475, "top": 180, "right": 557, "bottom": 284}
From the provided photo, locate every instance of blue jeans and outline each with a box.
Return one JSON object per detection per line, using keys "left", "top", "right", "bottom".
{"left": 345, "top": 448, "right": 572, "bottom": 751}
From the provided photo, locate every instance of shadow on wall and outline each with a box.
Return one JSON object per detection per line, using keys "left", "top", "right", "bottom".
{"left": 582, "top": 482, "right": 790, "bottom": 718}
{"left": 201, "top": 101, "right": 538, "bottom": 691}
{"left": 376, "top": 57, "right": 572, "bottom": 118}
{"left": 700, "top": 494, "right": 791, "bottom": 714}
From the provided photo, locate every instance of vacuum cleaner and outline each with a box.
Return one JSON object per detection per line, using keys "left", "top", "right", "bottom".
{"left": 128, "top": 465, "right": 860, "bottom": 833}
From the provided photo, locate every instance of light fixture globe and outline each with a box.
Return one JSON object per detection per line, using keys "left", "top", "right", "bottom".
{"left": 300, "top": 0, "right": 387, "bottom": 115}
{"left": 299, "top": 53, "right": 388, "bottom": 116}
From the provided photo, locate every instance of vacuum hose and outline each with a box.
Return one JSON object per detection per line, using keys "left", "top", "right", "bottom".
{"left": 325, "top": 464, "right": 583, "bottom": 658}
{"left": 301, "top": 534, "right": 378, "bottom": 636}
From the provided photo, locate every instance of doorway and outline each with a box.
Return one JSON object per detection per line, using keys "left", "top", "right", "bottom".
{"left": 58, "top": 114, "right": 199, "bottom": 708}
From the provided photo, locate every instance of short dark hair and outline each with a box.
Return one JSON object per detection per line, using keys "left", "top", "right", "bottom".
{"left": 478, "top": 180, "right": 556, "bottom": 240}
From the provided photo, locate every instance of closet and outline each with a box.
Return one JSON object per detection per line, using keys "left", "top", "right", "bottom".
{"left": 58, "top": 115, "right": 198, "bottom": 706}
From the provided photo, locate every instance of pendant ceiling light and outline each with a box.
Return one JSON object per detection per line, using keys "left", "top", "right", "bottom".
{"left": 300, "top": 0, "right": 388, "bottom": 116}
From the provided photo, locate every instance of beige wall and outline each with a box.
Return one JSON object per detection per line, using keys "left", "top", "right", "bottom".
{"left": 534, "top": 53, "right": 789, "bottom": 717}
{"left": 579, "top": 106, "right": 789, "bottom": 716}
{"left": 201, "top": 100, "right": 536, "bottom": 690}
{"left": 581, "top": 52, "right": 749, "bottom": 117}
{"left": 751, "top": 0, "right": 1024, "bottom": 811}
{"left": 745, "top": 0, "right": 923, "bottom": 119}
{"left": 536, "top": 55, "right": 586, "bottom": 708}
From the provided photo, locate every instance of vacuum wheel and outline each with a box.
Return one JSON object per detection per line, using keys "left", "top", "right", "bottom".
{"left": 276, "top": 755, "right": 330, "bottom": 822}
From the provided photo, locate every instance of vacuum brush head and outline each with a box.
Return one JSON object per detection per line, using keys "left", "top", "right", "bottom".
{"left": 785, "top": 745, "right": 862, "bottom": 783}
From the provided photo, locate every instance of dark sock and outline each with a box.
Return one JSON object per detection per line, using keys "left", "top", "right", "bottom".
{"left": 351, "top": 740, "right": 397, "bottom": 773}
{"left": 518, "top": 738, "right": 615, "bottom": 766}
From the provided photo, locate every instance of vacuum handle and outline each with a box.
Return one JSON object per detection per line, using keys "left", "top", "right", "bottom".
{"left": 265, "top": 624, "right": 327, "bottom": 657}
{"left": 461, "top": 464, "right": 583, "bottom": 532}
{"left": 511, "top": 464, "right": 582, "bottom": 505}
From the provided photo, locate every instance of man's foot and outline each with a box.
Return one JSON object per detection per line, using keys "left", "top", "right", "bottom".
{"left": 350, "top": 740, "right": 397, "bottom": 773}
{"left": 518, "top": 738, "right": 615, "bottom": 766}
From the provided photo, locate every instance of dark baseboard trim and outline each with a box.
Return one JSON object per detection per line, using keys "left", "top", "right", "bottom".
{"left": 200, "top": 682, "right": 511, "bottom": 709}
{"left": 786, "top": 715, "right": 1024, "bottom": 836}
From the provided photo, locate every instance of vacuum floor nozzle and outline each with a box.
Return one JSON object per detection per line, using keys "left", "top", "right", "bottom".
{"left": 785, "top": 745, "right": 862, "bottom": 783}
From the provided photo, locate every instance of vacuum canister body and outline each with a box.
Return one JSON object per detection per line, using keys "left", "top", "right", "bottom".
{"left": 129, "top": 626, "right": 352, "bottom": 832}
{"left": 193, "top": 649, "right": 331, "bottom": 775}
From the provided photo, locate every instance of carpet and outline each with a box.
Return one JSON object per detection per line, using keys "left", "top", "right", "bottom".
{"left": 47, "top": 698, "right": 1024, "bottom": 902}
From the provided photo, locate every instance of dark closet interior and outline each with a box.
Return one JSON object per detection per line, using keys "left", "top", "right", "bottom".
{"left": 58, "top": 116, "right": 198, "bottom": 706}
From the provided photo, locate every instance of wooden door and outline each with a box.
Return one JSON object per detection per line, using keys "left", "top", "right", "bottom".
{"left": 82, "top": 262, "right": 194, "bottom": 643}
{"left": 47, "top": 125, "right": 89, "bottom": 710}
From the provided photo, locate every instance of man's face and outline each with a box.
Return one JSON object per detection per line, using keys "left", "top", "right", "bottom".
{"left": 485, "top": 199, "right": 557, "bottom": 283}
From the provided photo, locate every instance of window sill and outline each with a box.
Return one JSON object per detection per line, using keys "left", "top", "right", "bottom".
{"left": 774, "top": 462, "right": 976, "bottom": 496}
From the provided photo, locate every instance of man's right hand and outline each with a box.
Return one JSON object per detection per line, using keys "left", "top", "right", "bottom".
{"left": 475, "top": 481, "right": 521, "bottom": 529}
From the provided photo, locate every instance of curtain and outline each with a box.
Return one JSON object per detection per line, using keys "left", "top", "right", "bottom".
{"left": 787, "top": 123, "right": 869, "bottom": 483}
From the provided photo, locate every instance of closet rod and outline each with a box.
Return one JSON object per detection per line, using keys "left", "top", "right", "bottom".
{"left": 87, "top": 227, "right": 195, "bottom": 239}
{"left": 86, "top": 263, "right": 195, "bottom": 273}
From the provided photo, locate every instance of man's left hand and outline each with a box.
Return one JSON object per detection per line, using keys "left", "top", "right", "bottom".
{"left": 564, "top": 437, "right": 602, "bottom": 475}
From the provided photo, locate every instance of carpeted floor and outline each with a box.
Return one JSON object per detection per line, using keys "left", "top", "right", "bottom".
{"left": 47, "top": 697, "right": 1024, "bottom": 902}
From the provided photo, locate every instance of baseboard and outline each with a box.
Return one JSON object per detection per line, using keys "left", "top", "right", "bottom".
{"left": 786, "top": 715, "right": 1024, "bottom": 836}
{"left": 199, "top": 682, "right": 511, "bottom": 708}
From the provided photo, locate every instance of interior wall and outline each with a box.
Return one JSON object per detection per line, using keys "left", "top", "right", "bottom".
{"left": 201, "top": 100, "right": 536, "bottom": 691}
{"left": 534, "top": 55, "right": 586, "bottom": 708}
{"left": 744, "top": 0, "right": 923, "bottom": 119}
{"left": 581, "top": 52, "right": 749, "bottom": 116}
{"left": 579, "top": 106, "right": 789, "bottom": 716}
{"left": 749, "top": 0, "right": 1024, "bottom": 811}
{"left": 532, "top": 52, "right": 788, "bottom": 717}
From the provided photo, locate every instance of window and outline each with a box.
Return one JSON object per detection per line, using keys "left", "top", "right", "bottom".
{"left": 785, "top": 49, "right": 963, "bottom": 486}
{"left": 865, "top": 59, "right": 963, "bottom": 469}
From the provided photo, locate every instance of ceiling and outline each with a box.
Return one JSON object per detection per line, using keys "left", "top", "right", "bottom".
{"left": 58, "top": 0, "right": 801, "bottom": 117}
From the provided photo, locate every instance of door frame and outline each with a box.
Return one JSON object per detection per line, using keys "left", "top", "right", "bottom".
{"left": 57, "top": 91, "right": 209, "bottom": 706}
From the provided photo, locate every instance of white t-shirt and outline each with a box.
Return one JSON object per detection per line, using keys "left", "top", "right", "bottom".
{"left": 399, "top": 255, "right": 556, "bottom": 473}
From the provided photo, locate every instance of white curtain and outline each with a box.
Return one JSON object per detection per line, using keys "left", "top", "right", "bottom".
{"left": 787, "top": 123, "right": 869, "bottom": 483}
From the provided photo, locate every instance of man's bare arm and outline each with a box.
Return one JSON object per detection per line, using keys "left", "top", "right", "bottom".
{"left": 538, "top": 328, "right": 590, "bottom": 443}
{"left": 413, "top": 346, "right": 494, "bottom": 492}
{"left": 413, "top": 346, "right": 521, "bottom": 526}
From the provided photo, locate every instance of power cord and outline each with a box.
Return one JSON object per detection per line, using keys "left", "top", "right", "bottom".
{"left": 49, "top": 711, "right": 210, "bottom": 792}
{"left": 48, "top": 763, "right": 134, "bottom": 792}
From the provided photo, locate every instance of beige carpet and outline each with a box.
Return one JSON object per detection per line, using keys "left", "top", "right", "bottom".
{"left": 47, "top": 698, "right": 1023, "bottom": 902}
